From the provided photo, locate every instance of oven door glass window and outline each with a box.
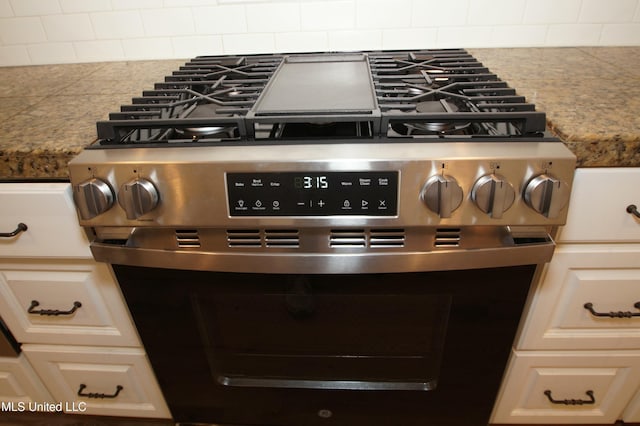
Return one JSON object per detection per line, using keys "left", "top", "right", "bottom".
{"left": 191, "top": 274, "right": 451, "bottom": 392}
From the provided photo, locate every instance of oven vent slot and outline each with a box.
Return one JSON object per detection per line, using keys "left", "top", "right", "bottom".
{"left": 264, "top": 229, "right": 300, "bottom": 248}
{"left": 330, "top": 229, "right": 366, "bottom": 247}
{"left": 434, "top": 228, "right": 461, "bottom": 248}
{"left": 227, "top": 229, "right": 262, "bottom": 247}
{"left": 175, "top": 229, "right": 201, "bottom": 248}
{"left": 369, "top": 228, "right": 405, "bottom": 248}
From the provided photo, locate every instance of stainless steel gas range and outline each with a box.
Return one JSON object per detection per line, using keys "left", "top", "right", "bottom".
{"left": 69, "top": 49, "right": 576, "bottom": 426}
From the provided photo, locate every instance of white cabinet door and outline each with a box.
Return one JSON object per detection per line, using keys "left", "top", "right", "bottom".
{"left": 0, "top": 261, "right": 140, "bottom": 347}
{"left": 23, "top": 344, "right": 170, "bottom": 419}
{"left": 517, "top": 244, "right": 640, "bottom": 350}
{"left": 0, "top": 183, "right": 90, "bottom": 258}
{"left": 492, "top": 350, "right": 640, "bottom": 424}
{"left": 0, "top": 354, "right": 53, "bottom": 408}
{"left": 557, "top": 168, "right": 640, "bottom": 243}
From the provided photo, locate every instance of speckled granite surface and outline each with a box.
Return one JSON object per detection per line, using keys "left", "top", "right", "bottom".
{"left": 0, "top": 48, "right": 639, "bottom": 180}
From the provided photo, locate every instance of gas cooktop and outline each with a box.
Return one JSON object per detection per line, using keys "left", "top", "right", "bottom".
{"left": 94, "top": 49, "right": 548, "bottom": 147}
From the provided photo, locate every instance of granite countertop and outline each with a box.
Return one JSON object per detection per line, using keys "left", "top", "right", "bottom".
{"left": 0, "top": 47, "right": 639, "bottom": 180}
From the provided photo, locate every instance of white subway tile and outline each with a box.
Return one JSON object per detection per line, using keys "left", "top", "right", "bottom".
{"left": 193, "top": 5, "right": 247, "bottom": 34}
{"left": 42, "top": 14, "right": 95, "bottom": 41}
{"left": 28, "top": 42, "right": 77, "bottom": 64}
{"left": 356, "top": 0, "right": 411, "bottom": 29}
{"left": 245, "top": 2, "right": 300, "bottom": 32}
{"left": 491, "top": 25, "right": 548, "bottom": 46}
{"left": 275, "top": 31, "right": 328, "bottom": 52}
{"left": 523, "top": 0, "right": 581, "bottom": 24}
{"left": 0, "top": 0, "right": 13, "bottom": 17}
{"left": 468, "top": 0, "right": 526, "bottom": 25}
{"left": 165, "top": 0, "right": 218, "bottom": 6}
{"left": 579, "top": 0, "right": 638, "bottom": 23}
{"left": 60, "top": 0, "right": 111, "bottom": 13}
{"left": 9, "top": 0, "right": 60, "bottom": 16}
{"left": 0, "top": 45, "right": 31, "bottom": 66}
{"left": 91, "top": 11, "right": 145, "bottom": 39}
{"left": 172, "top": 35, "right": 224, "bottom": 57}
{"left": 300, "top": 1, "right": 355, "bottom": 31}
{"left": 546, "top": 23, "right": 603, "bottom": 45}
{"left": 111, "top": 0, "right": 163, "bottom": 10}
{"left": 122, "top": 37, "right": 175, "bottom": 59}
{"left": 436, "top": 26, "right": 494, "bottom": 48}
{"left": 328, "top": 29, "right": 382, "bottom": 51}
{"left": 223, "top": 33, "right": 276, "bottom": 54}
{"left": 411, "top": 0, "right": 469, "bottom": 27}
{"left": 141, "top": 8, "right": 195, "bottom": 37}
{"left": 74, "top": 39, "right": 124, "bottom": 61}
{"left": 0, "top": 17, "right": 47, "bottom": 44}
{"left": 382, "top": 28, "right": 437, "bottom": 50}
{"left": 600, "top": 23, "right": 640, "bottom": 44}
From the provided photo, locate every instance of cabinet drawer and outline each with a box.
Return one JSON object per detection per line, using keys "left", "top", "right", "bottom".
{"left": 517, "top": 245, "right": 640, "bottom": 350}
{"left": 491, "top": 350, "right": 640, "bottom": 424}
{"left": 557, "top": 168, "right": 640, "bottom": 243}
{"left": 22, "top": 344, "right": 170, "bottom": 419}
{"left": 0, "top": 354, "right": 53, "bottom": 407}
{"left": 0, "top": 183, "right": 90, "bottom": 258}
{"left": 0, "top": 261, "right": 140, "bottom": 347}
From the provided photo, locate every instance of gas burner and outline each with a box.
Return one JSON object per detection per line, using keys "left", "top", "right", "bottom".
{"left": 174, "top": 103, "right": 238, "bottom": 139}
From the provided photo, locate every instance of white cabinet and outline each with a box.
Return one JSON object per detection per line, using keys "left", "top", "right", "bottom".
{"left": 0, "top": 182, "right": 170, "bottom": 419}
{"left": 0, "top": 354, "right": 54, "bottom": 408}
{"left": 0, "top": 261, "right": 140, "bottom": 347}
{"left": 492, "top": 351, "right": 640, "bottom": 424}
{"left": 0, "top": 183, "right": 90, "bottom": 258}
{"left": 492, "top": 168, "right": 640, "bottom": 424}
{"left": 22, "top": 344, "right": 170, "bottom": 418}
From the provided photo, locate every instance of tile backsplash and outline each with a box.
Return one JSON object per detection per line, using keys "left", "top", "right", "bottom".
{"left": 0, "top": 0, "right": 639, "bottom": 66}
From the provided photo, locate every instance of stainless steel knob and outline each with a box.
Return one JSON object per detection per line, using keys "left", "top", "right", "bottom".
{"left": 73, "top": 178, "right": 114, "bottom": 220}
{"left": 472, "top": 174, "right": 515, "bottom": 219}
{"left": 118, "top": 178, "right": 159, "bottom": 220}
{"left": 421, "top": 175, "right": 463, "bottom": 218}
{"left": 524, "top": 174, "right": 570, "bottom": 218}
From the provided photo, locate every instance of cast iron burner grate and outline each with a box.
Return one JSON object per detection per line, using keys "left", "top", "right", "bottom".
{"left": 93, "top": 49, "right": 547, "bottom": 148}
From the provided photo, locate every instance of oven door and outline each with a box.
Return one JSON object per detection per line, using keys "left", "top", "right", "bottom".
{"left": 113, "top": 264, "right": 535, "bottom": 426}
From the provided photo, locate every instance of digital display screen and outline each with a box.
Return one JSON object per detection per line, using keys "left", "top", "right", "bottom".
{"left": 227, "top": 172, "right": 398, "bottom": 216}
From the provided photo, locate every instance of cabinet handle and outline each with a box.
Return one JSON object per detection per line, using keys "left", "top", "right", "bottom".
{"left": 77, "top": 384, "right": 123, "bottom": 399}
{"left": 584, "top": 302, "right": 640, "bottom": 318}
{"left": 27, "top": 300, "right": 82, "bottom": 316}
{"left": 544, "top": 389, "right": 595, "bottom": 405}
{"left": 0, "top": 223, "right": 27, "bottom": 238}
{"left": 627, "top": 204, "right": 640, "bottom": 219}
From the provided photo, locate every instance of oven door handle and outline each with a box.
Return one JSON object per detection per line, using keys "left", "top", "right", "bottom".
{"left": 90, "top": 235, "right": 555, "bottom": 274}
{"left": 217, "top": 375, "right": 436, "bottom": 392}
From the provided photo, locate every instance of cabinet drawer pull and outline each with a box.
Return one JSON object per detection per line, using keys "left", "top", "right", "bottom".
{"left": 584, "top": 302, "right": 640, "bottom": 318}
{"left": 0, "top": 223, "right": 28, "bottom": 238}
{"left": 77, "top": 384, "right": 123, "bottom": 399}
{"left": 627, "top": 204, "right": 640, "bottom": 219}
{"left": 544, "top": 389, "right": 595, "bottom": 405}
{"left": 27, "top": 300, "right": 82, "bottom": 316}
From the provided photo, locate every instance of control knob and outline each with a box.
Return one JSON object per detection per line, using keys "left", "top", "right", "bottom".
{"left": 73, "top": 178, "right": 114, "bottom": 220}
{"left": 421, "top": 174, "right": 463, "bottom": 218}
{"left": 472, "top": 174, "right": 515, "bottom": 219}
{"left": 524, "top": 174, "right": 570, "bottom": 218}
{"left": 118, "top": 178, "right": 160, "bottom": 220}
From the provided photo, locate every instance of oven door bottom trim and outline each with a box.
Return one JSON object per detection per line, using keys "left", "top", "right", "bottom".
{"left": 217, "top": 376, "right": 437, "bottom": 391}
